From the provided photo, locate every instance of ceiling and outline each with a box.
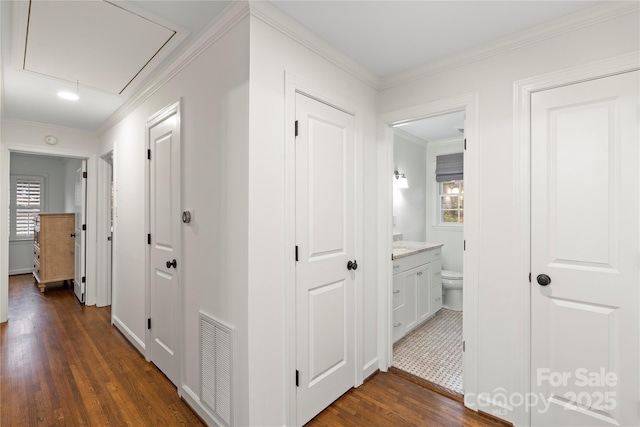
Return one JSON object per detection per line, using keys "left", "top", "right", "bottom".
{"left": 0, "top": 0, "right": 601, "bottom": 132}
{"left": 396, "top": 111, "right": 466, "bottom": 143}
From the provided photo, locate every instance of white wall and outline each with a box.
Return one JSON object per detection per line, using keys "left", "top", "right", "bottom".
{"left": 425, "top": 138, "right": 464, "bottom": 273}
{"left": 8, "top": 153, "right": 67, "bottom": 275}
{"left": 247, "top": 7, "right": 379, "bottom": 425}
{"left": 379, "top": 8, "right": 639, "bottom": 423}
{"left": 393, "top": 130, "right": 426, "bottom": 241}
{"left": 98, "top": 13, "right": 251, "bottom": 426}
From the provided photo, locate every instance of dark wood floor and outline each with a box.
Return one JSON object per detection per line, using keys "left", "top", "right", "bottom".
{"left": 307, "top": 373, "right": 508, "bottom": 427}
{"left": 3, "top": 274, "right": 508, "bottom": 427}
{"left": 1, "top": 274, "right": 204, "bottom": 426}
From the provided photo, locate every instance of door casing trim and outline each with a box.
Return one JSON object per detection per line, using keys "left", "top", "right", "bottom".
{"left": 144, "top": 99, "right": 183, "bottom": 392}
{"left": 0, "top": 144, "right": 97, "bottom": 321}
{"left": 377, "top": 92, "right": 480, "bottom": 410}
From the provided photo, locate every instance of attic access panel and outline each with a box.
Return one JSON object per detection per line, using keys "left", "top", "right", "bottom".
{"left": 23, "top": 1, "right": 176, "bottom": 94}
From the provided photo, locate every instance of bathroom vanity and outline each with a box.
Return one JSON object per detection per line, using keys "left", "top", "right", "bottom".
{"left": 392, "top": 242, "right": 443, "bottom": 343}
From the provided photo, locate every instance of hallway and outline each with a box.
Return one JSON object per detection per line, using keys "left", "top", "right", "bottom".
{"left": 0, "top": 274, "right": 204, "bottom": 426}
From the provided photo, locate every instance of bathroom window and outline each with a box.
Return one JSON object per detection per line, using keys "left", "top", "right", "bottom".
{"left": 9, "top": 175, "right": 46, "bottom": 240}
{"left": 438, "top": 180, "right": 464, "bottom": 224}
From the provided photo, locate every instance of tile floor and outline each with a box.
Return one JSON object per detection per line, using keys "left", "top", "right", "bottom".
{"left": 393, "top": 308, "right": 463, "bottom": 394}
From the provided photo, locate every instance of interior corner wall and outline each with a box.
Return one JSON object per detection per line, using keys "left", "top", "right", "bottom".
{"left": 425, "top": 138, "right": 464, "bottom": 273}
{"left": 378, "top": 10, "right": 639, "bottom": 423}
{"left": 393, "top": 131, "right": 426, "bottom": 242}
{"left": 248, "top": 14, "right": 379, "bottom": 426}
{"left": 98, "top": 16, "right": 251, "bottom": 426}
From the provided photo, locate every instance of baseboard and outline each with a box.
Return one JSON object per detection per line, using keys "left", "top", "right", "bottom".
{"left": 181, "top": 384, "right": 224, "bottom": 427}
{"left": 363, "top": 357, "right": 379, "bottom": 380}
{"left": 9, "top": 268, "right": 33, "bottom": 276}
{"left": 112, "top": 315, "right": 145, "bottom": 354}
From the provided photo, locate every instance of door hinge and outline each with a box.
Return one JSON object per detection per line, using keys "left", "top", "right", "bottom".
{"left": 147, "top": 149, "right": 151, "bottom": 160}
{"left": 464, "top": 138, "right": 467, "bottom": 150}
{"left": 463, "top": 341, "right": 466, "bottom": 352}
{"left": 295, "top": 120, "right": 298, "bottom": 137}
{"left": 529, "top": 272, "right": 532, "bottom": 283}
{"left": 148, "top": 318, "right": 151, "bottom": 330}
{"left": 147, "top": 234, "right": 151, "bottom": 245}
{"left": 82, "top": 224, "right": 86, "bottom": 231}
{"left": 82, "top": 171, "right": 87, "bottom": 179}
{"left": 81, "top": 276, "right": 86, "bottom": 283}
{"left": 463, "top": 240, "right": 466, "bottom": 250}
{"left": 391, "top": 254, "right": 394, "bottom": 261}
{"left": 295, "top": 246, "right": 299, "bottom": 262}
{"left": 295, "top": 370, "right": 299, "bottom": 387}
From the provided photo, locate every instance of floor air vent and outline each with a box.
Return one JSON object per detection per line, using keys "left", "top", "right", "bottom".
{"left": 200, "top": 312, "right": 234, "bottom": 426}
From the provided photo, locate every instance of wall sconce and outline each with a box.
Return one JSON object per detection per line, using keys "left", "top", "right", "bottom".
{"left": 394, "top": 170, "right": 409, "bottom": 189}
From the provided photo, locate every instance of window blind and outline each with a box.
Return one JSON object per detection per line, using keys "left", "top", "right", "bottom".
{"left": 14, "top": 178, "right": 42, "bottom": 237}
{"left": 435, "top": 153, "right": 464, "bottom": 182}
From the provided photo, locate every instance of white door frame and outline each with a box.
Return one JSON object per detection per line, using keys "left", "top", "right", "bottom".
{"left": 144, "top": 99, "right": 184, "bottom": 391}
{"left": 512, "top": 51, "right": 639, "bottom": 427}
{"left": 284, "top": 72, "right": 365, "bottom": 425}
{"left": 377, "top": 92, "right": 479, "bottom": 406}
{"left": 0, "top": 143, "right": 99, "bottom": 321}
{"left": 96, "top": 151, "right": 114, "bottom": 307}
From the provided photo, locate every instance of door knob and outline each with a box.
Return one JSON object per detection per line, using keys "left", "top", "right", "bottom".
{"left": 166, "top": 259, "right": 177, "bottom": 269}
{"left": 537, "top": 274, "right": 551, "bottom": 286}
{"left": 347, "top": 260, "right": 358, "bottom": 271}
{"left": 70, "top": 233, "right": 76, "bottom": 238}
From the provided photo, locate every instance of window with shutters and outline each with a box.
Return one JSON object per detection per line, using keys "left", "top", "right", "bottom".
{"left": 435, "top": 153, "right": 463, "bottom": 225}
{"left": 9, "top": 175, "right": 46, "bottom": 241}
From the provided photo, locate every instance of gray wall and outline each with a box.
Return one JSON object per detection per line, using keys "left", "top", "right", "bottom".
{"left": 393, "top": 130, "right": 427, "bottom": 241}
{"left": 9, "top": 154, "right": 78, "bottom": 275}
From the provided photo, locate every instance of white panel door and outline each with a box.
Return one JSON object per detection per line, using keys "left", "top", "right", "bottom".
{"left": 149, "top": 107, "right": 181, "bottom": 386}
{"left": 531, "top": 71, "right": 639, "bottom": 426}
{"left": 74, "top": 160, "right": 87, "bottom": 303}
{"left": 295, "top": 93, "right": 356, "bottom": 426}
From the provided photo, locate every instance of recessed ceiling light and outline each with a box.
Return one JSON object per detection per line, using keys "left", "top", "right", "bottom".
{"left": 57, "top": 91, "right": 79, "bottom": 101}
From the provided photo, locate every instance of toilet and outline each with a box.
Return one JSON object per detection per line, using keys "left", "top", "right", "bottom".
{"left": 442, "top": 270, "right": 463, "bottom": 311}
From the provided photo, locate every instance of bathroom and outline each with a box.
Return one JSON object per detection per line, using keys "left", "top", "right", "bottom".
{"left": 391, "top": 110, "right": 465, "bottom": 397}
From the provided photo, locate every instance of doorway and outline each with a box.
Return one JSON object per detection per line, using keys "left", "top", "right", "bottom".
{"left": 379, "top": 92, "right": 479, "bottom": 406}
{"left": 7, "top": 152, "right": 87, "bottom": 299}
{"left": 390, "top": 111, "right": 465, "bottom": 397}
{"left": 96, "top": 152, "right": 114, "bottom": 308}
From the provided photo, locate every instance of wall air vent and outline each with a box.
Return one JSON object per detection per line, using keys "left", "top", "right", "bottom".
{"left": 200, "top": 312, "right": 234, "bottom": 426}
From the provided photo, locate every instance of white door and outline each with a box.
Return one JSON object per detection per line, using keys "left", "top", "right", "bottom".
{"left": 531, "top": 71, "right": 639, "bottom": 426}
{"left": 74, "top": 160, "right": 87, "bottom": 303}
{"left": 295, "top": 93, "right": 357, "bottom": 426}
{"left": 149, "top": 106, "right": 181, "bottom": 386}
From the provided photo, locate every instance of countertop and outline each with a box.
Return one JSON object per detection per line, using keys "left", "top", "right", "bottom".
{"left": 392, "top": 241, "right": 444, "bottom": 260}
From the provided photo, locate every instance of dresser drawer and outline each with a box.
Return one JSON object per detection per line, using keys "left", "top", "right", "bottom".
{"left": 392, "top": 279, "right": 405, "bottom": 309}
{"left": 392, "top": 306, "right": 404, "bottom": 342}
{"left": 431, "top": 284, "right": 443, "bottom": 313}
{"left": 33, "top": 258, "right": 42, "bottom": 282}
{"left": 34, "top": 245, "right": 41, "bottom": 263}
{"left": 392, "top": 248, "right": 441, "bottom": 273}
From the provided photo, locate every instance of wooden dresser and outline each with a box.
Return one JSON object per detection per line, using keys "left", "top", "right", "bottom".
{"left": 33, "top": 213, "right": 75, "bottom": 292}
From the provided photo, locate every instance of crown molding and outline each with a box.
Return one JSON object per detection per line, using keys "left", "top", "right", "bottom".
{"left": 95, "top": 0, "right": 639, "bottom": 137}
{"left": 393, "top": 128, "right": 428, "bottom": 148}
{"left": 96, "top": 1, "right": 250, "bottom": 136}
{"left": 380, "top": 1, "right": 640, "bottom": 90}
{"left": 2, "top": 117, "right": 97, "bottom": 137}
{"left": 248, "top": 1, "right": 380, "bottom": 89}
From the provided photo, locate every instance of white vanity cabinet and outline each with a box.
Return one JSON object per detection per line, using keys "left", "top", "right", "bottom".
{"left": 392, "top": 245, "right": 442, "bottom": 343}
